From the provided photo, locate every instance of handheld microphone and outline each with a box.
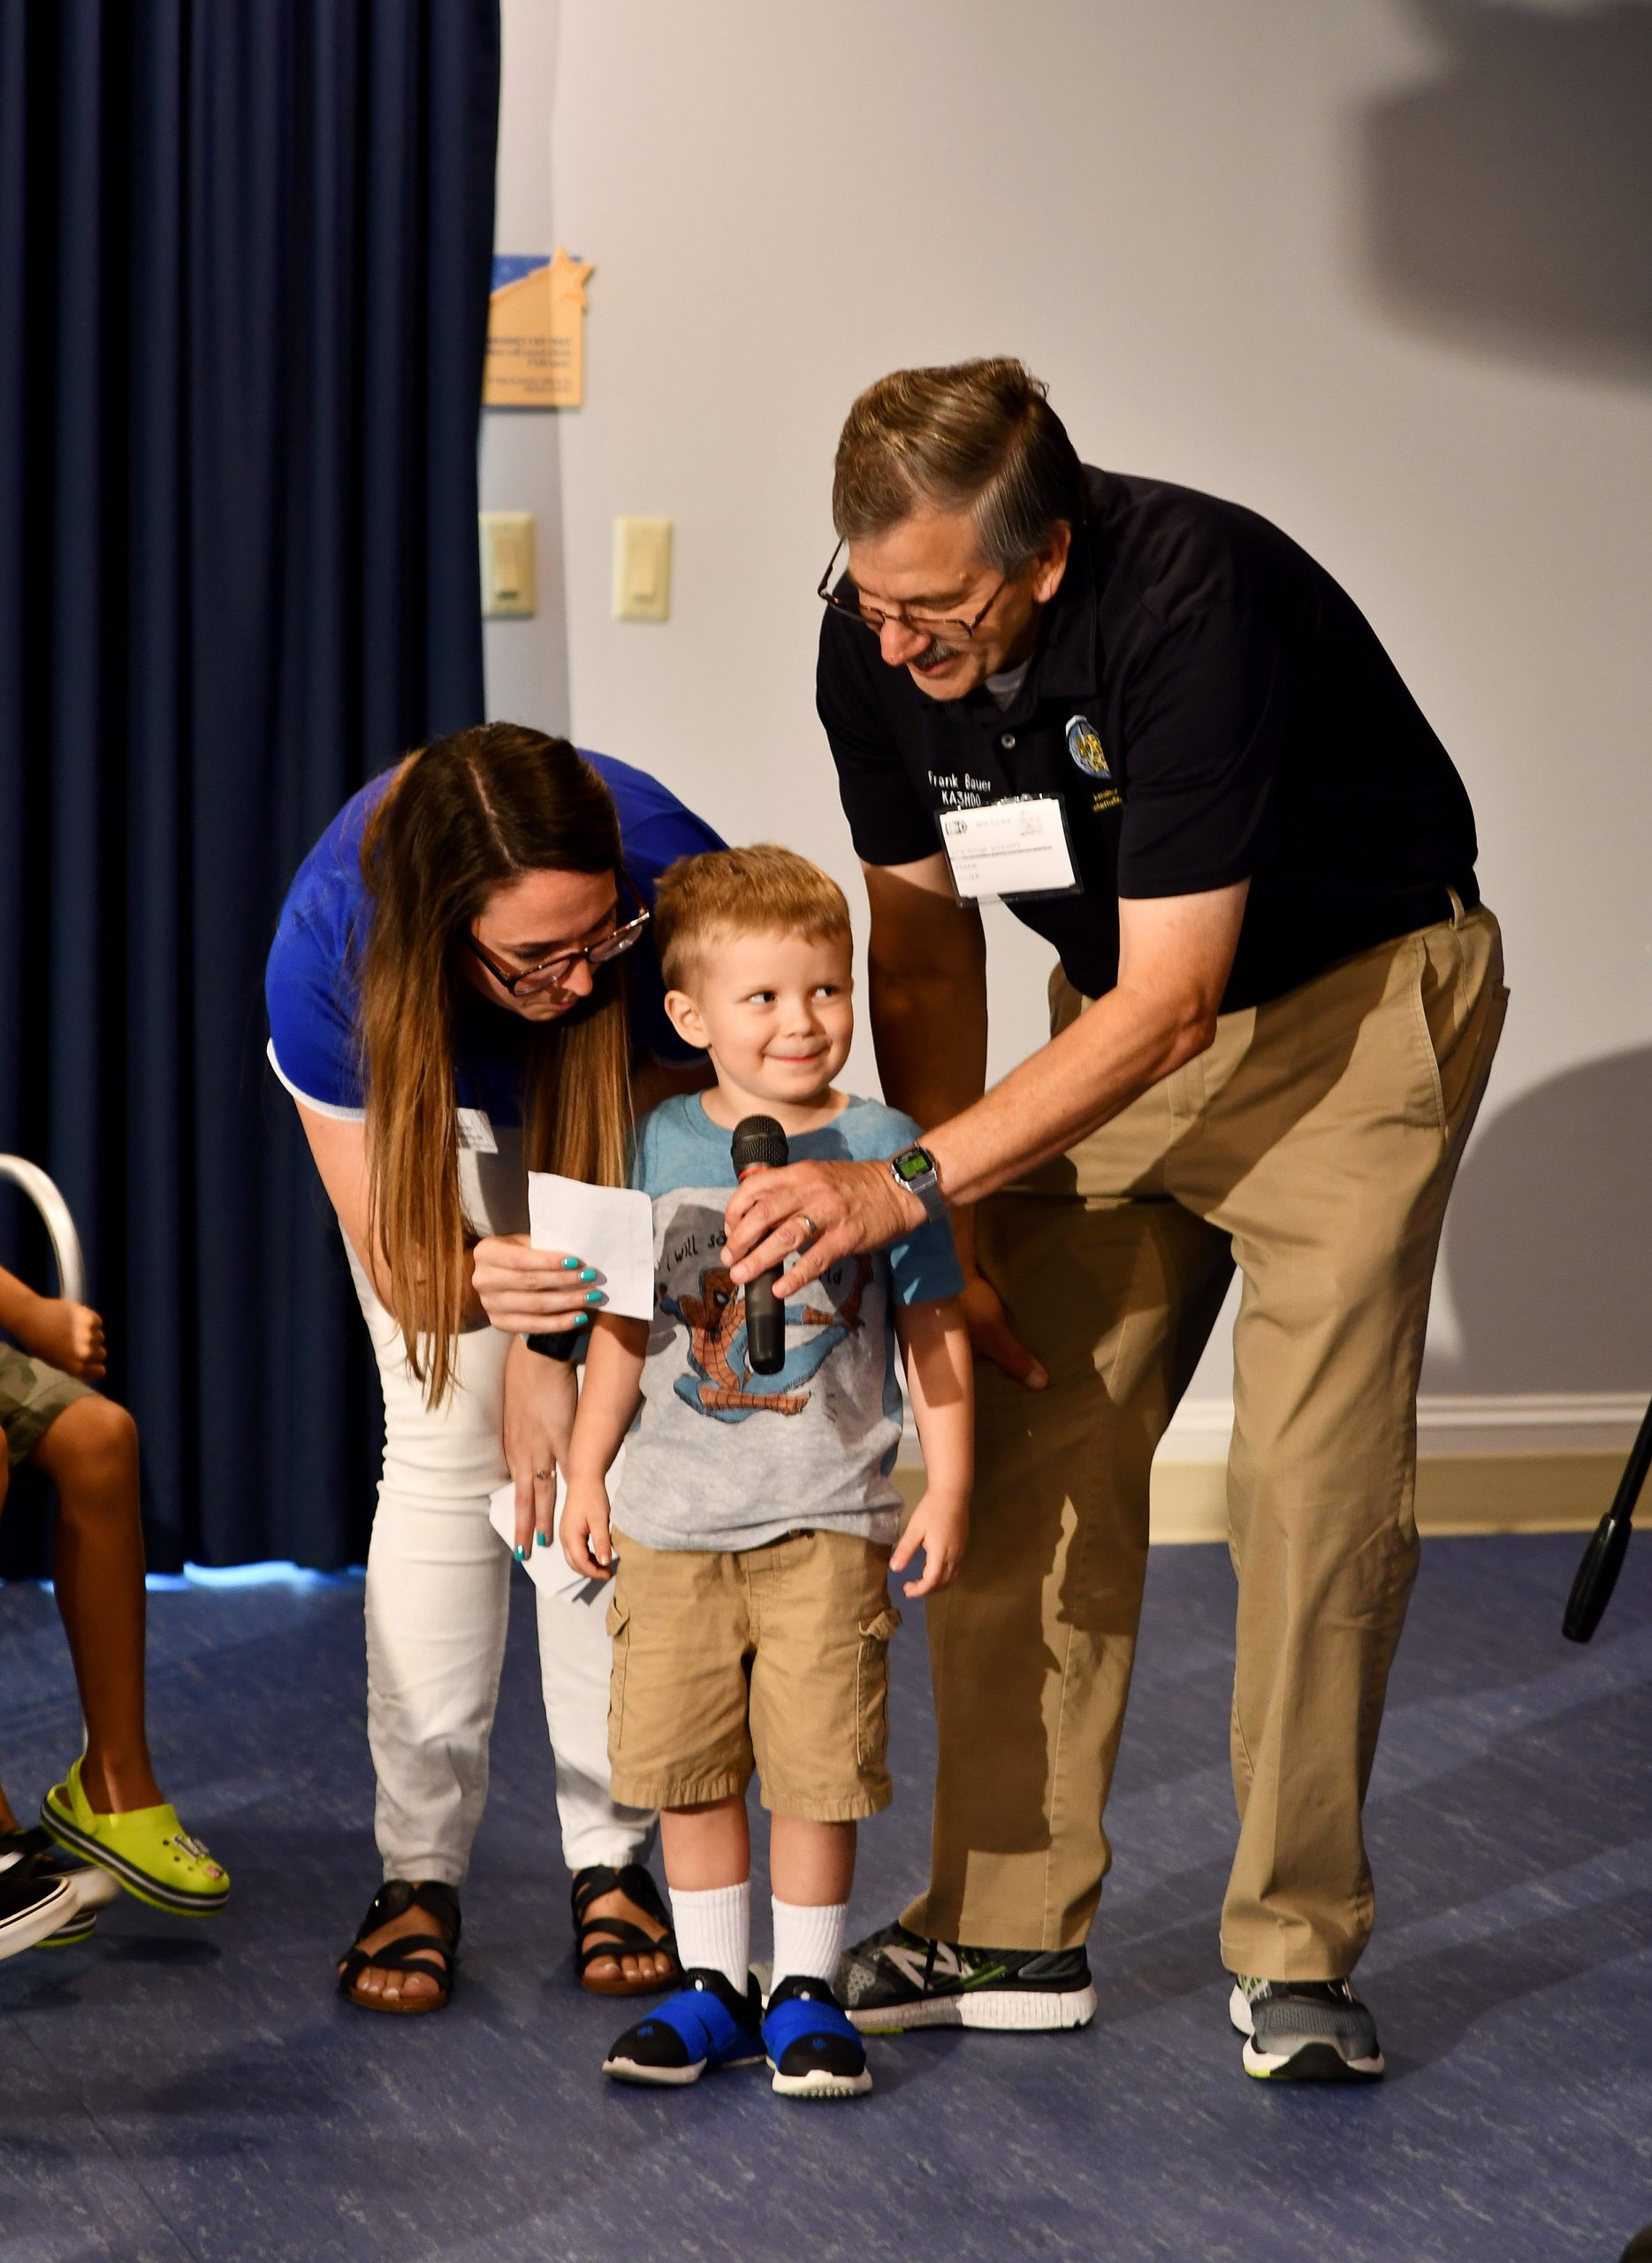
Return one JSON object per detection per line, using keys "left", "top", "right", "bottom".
{"left": 731, "top": 1115, "right": 788, "bottom": 1375}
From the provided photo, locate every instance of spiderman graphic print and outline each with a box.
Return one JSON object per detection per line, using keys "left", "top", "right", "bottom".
{"left": 662, "top": 1253, "right": 872, "bottom": 1421}
{"left": 610, "top": 1093, "right": 962, "bottom": 1556}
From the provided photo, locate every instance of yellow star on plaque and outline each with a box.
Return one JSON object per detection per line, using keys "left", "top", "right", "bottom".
{"left": 547, "top": 245, "right": 594, "bottom": 311}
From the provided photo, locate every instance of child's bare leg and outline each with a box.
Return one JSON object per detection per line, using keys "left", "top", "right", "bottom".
{"left": 0, "top": 1455, "right": 14, "bottom": 1830}
{"left": 770, "top": 1816, "right": 855, "bottom": 1907}
{"left": 31, "top": 1398, "right": 162, "bottom": 1813}
{"left": 659, "top": 1795, "right": 752, "bottom": 1988}
{"left": 660, "top": 1794, "right": 750, "bottom": 1890}
{"left": 603, "top": 1796, "right": 762, "bottom": 2084}
{"left": 763, "top": 1817, "right": 868, "bottom": 2092}
{"left": 770, "top": 1815, "right": 856, "bottom": 1990}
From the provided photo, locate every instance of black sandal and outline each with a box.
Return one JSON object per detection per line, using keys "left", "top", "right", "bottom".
{"left": 571, "top": 1862, "right": 680, "bottom": 1997}
{"left": 337, "top": 1878, "right": 461, "bottom": 2015}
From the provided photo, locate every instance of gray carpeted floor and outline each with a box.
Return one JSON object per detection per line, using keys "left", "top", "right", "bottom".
{"left": 1, "top": 1531, "right": 1648, "bottom": 2262}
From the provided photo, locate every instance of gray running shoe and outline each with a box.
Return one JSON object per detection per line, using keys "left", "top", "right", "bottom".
{"left": 0, "top": 1836, "right": 77, "bottom": 1959}
{"left": 2, "top": 1827, "right": 119, "bottom": 1945}
{"left": 839, "top": 1919, "right": 1097, "bottom": 2034}
{"left": 1229, "top": 1976, "right": 1385, "bottom": 2081}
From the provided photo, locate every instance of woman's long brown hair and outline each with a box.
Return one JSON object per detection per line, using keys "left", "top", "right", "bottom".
{"left": 356, "top": 724, "right": 632, "bottom": 1402}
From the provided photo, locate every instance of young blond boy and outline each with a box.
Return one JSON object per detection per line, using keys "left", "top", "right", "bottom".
{"left": 560, "top": 846, "right": 971, "bottom": 2099}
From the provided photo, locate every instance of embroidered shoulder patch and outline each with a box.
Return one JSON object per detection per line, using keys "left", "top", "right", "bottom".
{"left": 1066, "top": 714, "right": 1110, "bottom": 779}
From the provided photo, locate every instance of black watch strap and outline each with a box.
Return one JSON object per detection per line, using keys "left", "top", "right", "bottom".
{"left": 525, "top": 1330, "right": 582, "bottom": 1364}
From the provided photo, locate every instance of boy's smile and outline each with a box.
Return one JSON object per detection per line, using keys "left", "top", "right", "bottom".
{"left": 665, "top": 928, "right": 855, "bottom": 1136}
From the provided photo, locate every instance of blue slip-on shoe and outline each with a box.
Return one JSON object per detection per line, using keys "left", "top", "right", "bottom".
{"left": 762, "top": 1973, "right": 872, "bottom": 2099}
{"left": 602, "top": 1966, "right": 765, "bottom": 2087}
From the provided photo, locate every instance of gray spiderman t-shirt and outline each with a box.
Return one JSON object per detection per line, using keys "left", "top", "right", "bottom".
{"left": 612, "top": 1092, "right": 962, "bottom": 1554}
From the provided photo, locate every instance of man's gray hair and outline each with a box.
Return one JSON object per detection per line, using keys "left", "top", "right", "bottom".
{"left": 832, "top": 358, "right": 1085, "bottom": 573}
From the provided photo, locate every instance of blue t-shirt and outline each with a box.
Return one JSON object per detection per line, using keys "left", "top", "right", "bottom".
{"left": 264, "top": 753, "right": 723, "bottom": 1124}
{"left": 612, "top": 1092, "right": 963, "bottom": 1554}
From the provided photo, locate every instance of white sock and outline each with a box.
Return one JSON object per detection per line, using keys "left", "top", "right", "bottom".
{"left": 669, "top": 1881, "right": 750, "bottom": 1993}
{"left": 772, "top": 1897, "right": 848, "bottom": 1988}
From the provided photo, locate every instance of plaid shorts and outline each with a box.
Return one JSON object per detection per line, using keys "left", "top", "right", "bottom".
{"left": 0, "top": 1341, "right": 93, "bottom": 1467}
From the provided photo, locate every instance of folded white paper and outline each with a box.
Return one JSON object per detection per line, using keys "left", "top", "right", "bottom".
{"left": 526, "top": 1170, "right": 655, "bottom": 1322}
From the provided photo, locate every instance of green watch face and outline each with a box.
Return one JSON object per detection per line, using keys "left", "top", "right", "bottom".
{"left": 894, "top": 1147, "right": 934, "bottom": 1183}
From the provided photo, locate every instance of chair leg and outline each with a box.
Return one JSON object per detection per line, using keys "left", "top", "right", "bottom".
{"left": 1563, "top": 1389, "right": 1652, "bottom": 1642}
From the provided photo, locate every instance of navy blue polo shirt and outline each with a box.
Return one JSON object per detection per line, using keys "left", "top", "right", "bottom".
{"left": 266, "top": 752, "right": 723, "bottom": 1124}
{"left": 819, "top": 467, "right": 1481, "bottom": 1011}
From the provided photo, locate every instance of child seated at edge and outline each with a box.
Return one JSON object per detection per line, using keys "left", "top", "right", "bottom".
{"left": 560, "top": 844, "right": 971, "bottom": 2101}
{"left": 0, "top": 1266, "right": 229, "bottom": 1934}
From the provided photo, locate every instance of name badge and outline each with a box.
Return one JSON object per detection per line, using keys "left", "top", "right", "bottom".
{"left": 456, "top": 1108, "right": 499, "bottom": 1154}
{"left": 938, "top": 796, "right": 1080, "bottom": 903}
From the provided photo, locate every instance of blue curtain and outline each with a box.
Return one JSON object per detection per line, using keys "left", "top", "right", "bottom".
{"left": 0, "top": 1, "right": 500, "bottom": 1571}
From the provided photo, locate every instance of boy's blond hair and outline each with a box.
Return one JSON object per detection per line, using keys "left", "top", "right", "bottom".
{"left": 652, "top": 845, "right": 851, "bottom": 991}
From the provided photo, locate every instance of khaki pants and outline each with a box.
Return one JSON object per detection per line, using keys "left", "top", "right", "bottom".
{"left": 904, "top": 903, "right": 1507, "bottom": 1980}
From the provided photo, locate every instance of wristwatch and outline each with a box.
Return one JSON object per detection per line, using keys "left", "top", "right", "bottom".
{"left": 888, "top": 1142, "right": 947, "bottom": 1224}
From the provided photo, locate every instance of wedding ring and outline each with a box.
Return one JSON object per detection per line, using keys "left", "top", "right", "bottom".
{"left": 533, "top": 1468, "right": 551, "bottom": 1481}
{"left": 798, "top": 1215, "right": 818, "bottom": 1250}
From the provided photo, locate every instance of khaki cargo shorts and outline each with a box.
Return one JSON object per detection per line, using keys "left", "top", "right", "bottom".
{"left": 0, "top": 1343, "right": 93, "bottom": 1467}
{"left": 606, "top": 1526, "right": 902, "bottom": 1822}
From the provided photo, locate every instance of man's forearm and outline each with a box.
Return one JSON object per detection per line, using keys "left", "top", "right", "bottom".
{"left": 871, "top": 963, "right": 989, "bottom": 1269}
{"left": 925, "top": 979, "right": 1214, "bottom": 1209}
{"left": 724, "top": 888, "right": 1242, "bottom": 1296}
{"left": 869, "top": 961, "right": 988, "bottom": 1129}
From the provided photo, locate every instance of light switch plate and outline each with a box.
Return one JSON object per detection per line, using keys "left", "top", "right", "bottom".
{"left": 480, "top": 512, "right": 536, "bottom": 618}
{"left": 613, "top": 516, "right": 672, "bottom": 621}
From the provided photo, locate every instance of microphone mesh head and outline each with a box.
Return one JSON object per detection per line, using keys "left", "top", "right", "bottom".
{"left": 731, "top": 1115, "right": 788, "bottom": 1172}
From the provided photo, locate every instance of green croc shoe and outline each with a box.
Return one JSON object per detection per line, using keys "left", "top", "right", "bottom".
{"left": 41, "top": 1758, "right": 230, "bottom": 1917}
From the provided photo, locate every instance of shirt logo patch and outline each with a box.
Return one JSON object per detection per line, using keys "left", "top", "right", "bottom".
{"left": 1066, "top": 715, "right": 1110, "bottom": 779}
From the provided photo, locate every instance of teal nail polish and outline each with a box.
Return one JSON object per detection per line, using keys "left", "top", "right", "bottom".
{"left": 535, "top": 1532, "right": 550, "bottom": 1549}
{"left": 561, "top": 1256, "right": 582, "bottom": 1271}
{"left": 578, "top": 1268, "right": 598, "bottom": 1283}
{"left": 585, "top": 1290, "right": 605, "bottom": 1306}
{"left": 573, "top": 1313, "right": 590, "bottom": 1330}
{"left": 513, "top": 1543, "right": 525, "bottom": 1561}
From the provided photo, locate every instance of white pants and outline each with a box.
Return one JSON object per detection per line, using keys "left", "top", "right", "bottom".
{"left": 346, "top": 1135, "right": 653, "bottom": 1889}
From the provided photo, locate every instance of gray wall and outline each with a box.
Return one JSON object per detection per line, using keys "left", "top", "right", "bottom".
{"left": 482, "top": 0, "right": 1652, "bottom": 1425}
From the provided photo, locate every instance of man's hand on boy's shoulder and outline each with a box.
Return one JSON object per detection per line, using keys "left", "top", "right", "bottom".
{"left": 25, "top": 1297, "right": 107, "bottom": 1385}
{"left": 890, "top": 1489, "right": 970, "bottom": 1599}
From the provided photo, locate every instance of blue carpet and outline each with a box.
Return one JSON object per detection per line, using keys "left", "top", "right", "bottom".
{"left": 1, "top": 1533, "right": 1648, "bottom": 2262}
